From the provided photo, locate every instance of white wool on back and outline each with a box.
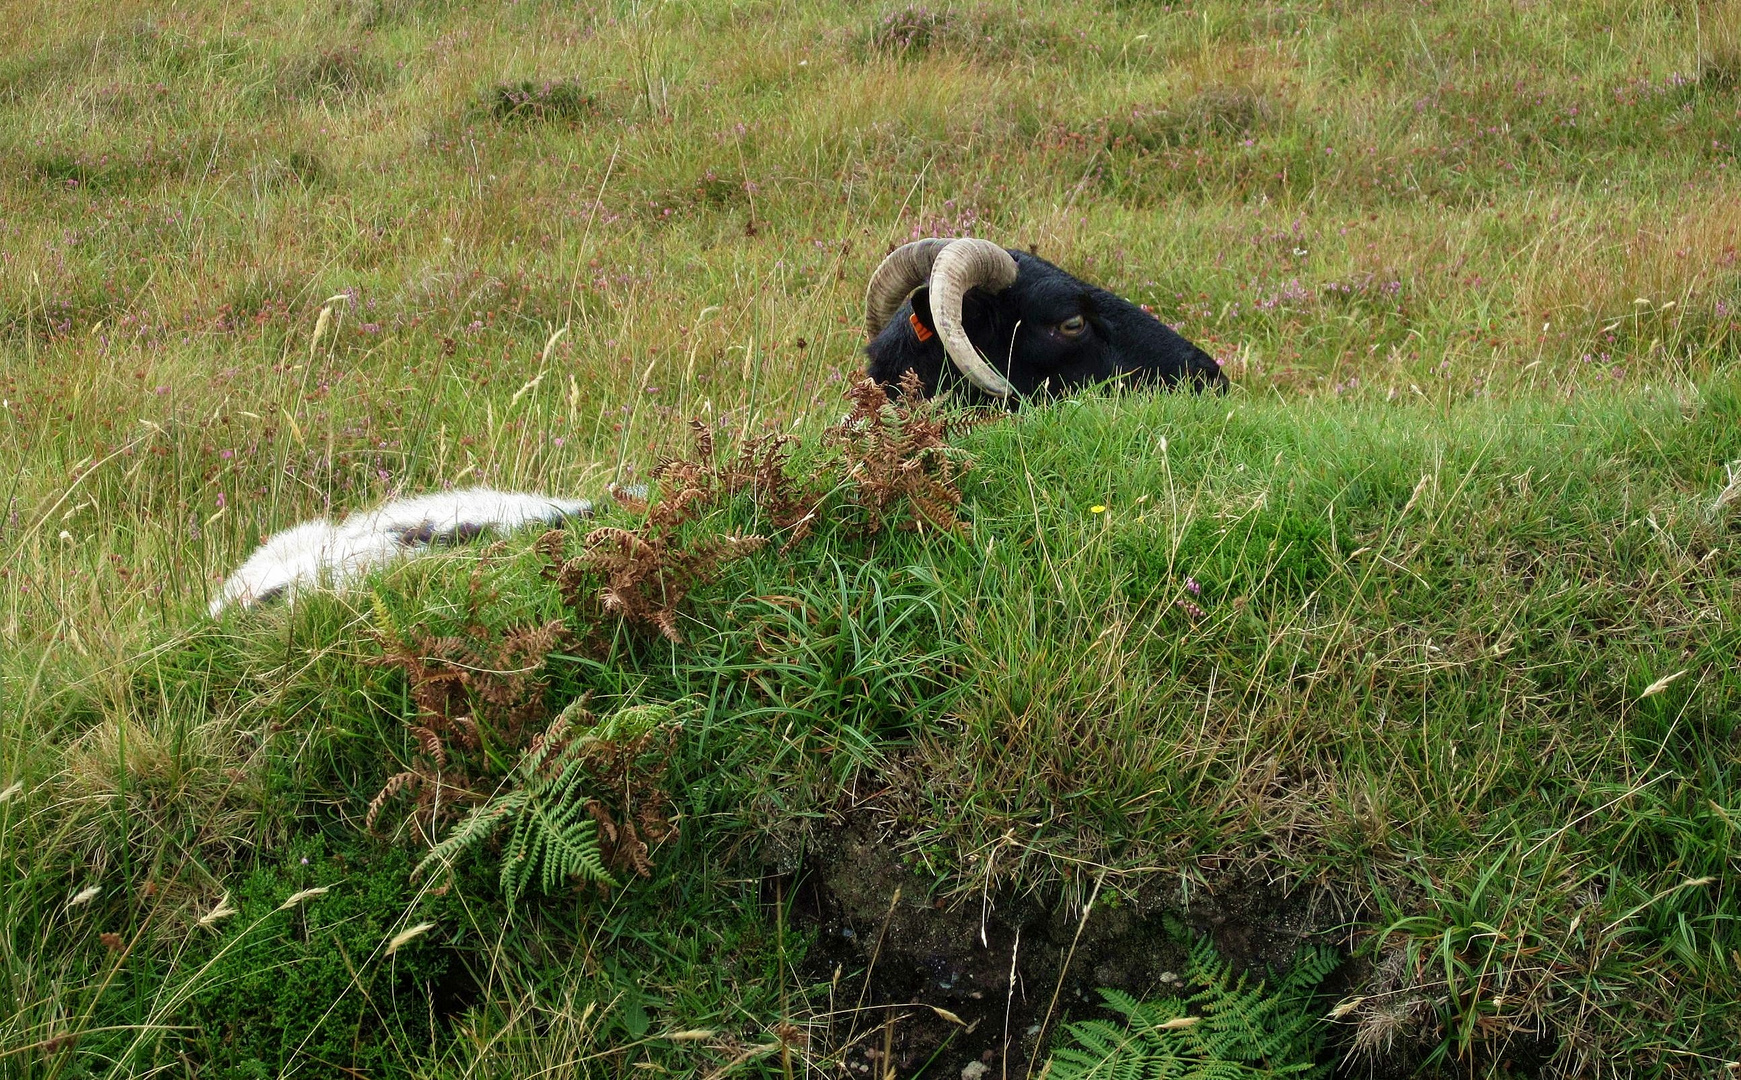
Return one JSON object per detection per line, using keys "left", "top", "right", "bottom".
{"left": 210, "top": 487, "right": 592, "bottom": 616}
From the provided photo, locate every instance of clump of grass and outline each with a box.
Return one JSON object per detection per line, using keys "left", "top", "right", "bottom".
{"left": 26, "top": 144, "right": 195, "bottom": 192}
{"left": 274, "top": 46, "right": 390, "bottom": 104}
{"left": 1100, "top": 84, "right": 1282, "bottom": 152}
{"left": 1113, "top": 501, "right": 1334, "bottom": 613}
{"left": 61, "top": 713, "right": 269, "bottom": 855}
{"left": 342, "top": 0, "right": 422, "bottom": 31}
{"left": 866, "top": 4, "right": 962, "bottom": 53}
{"left": 1700, "top": 0, "right": 1741, "bottom": 87}
{"left": 486, "top": 79, "right": 597, "bottom": 124}
{"left": 1179, "top": 82, "right": 1277, "bottom": 135}
{"left": 249, "top": 146, "right": 330, "bottom": 191}
{"left": 861, "top": 4, "right": 1028, "bottom": 58}
{"left": 692, "top": 168, "right": 746, "bottom": 208}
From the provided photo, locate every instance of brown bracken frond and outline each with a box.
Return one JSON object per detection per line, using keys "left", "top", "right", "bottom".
{"left": 541, "top": 380, "right": 996, "bottom": 638}
{"left": 366, "top": 770, "right": 419, "bottom": 831}
{"left": 541, "top": 426, "right": 792, "bottom": 641}
{"left": 575, "top": 721, "right": 680, "bottom": 877}
{"left": 824, "top": 371, "right": 996, "bottom": 536}
{"left": 367, "top": 618, "right": 573, "bottom": 837}
{"left": 579, "top": 523, "right": 766, "bottom": 642}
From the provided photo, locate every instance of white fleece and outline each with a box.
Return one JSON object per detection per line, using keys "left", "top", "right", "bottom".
{"left": 210, "top": 487, "right": 592, "bottom": 615}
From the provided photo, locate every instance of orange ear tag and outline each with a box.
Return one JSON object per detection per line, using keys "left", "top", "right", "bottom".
{"left": 908, "top": 312, "right": 935, "bottom": 342}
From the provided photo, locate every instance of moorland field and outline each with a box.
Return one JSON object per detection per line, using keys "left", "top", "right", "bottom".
{"left": 2, "top": 0, "right": 1740, "bottom": 1076}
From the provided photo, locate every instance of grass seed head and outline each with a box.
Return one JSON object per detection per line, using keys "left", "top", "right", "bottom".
{"left": 198, "top": 894, "right": 238, "bottom": 926}
{"left": 277, "top": 886, "right": 330, "bottom": 911}
{"left": 386, "top": 921, "right": 434, "bottom": 953}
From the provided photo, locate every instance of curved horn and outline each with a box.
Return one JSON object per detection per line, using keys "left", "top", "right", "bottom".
{"left": 928, "top": 238, "right": 1019, "bottom": 398}
{"left": 864, "top": 238, "right": 954, "bottom": 338}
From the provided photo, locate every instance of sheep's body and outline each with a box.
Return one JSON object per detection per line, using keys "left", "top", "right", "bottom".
{"left": 210, "top": 488, "right": 592, "bottom": 615}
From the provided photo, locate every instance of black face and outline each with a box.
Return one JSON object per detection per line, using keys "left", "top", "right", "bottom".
{"left": 865, "top": 251, "right": 1227, "bottom": 400}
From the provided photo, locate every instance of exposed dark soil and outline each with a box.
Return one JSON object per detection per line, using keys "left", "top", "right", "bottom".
{"left": 785, "top": 817, "right": 1356, "bottom": 1080}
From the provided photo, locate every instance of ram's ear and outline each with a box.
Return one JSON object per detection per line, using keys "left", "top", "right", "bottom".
{"left": 908, "top": 287, "right": 937, "bottom": 335}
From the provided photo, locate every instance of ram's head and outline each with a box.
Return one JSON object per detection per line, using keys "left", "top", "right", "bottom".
{"left": 864, "top": 237, "right": 1226, "bottom": 400}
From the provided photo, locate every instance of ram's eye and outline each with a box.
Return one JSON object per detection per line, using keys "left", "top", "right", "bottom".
{"left": 1059, "top": 315, "right": 1087, "bottom": 337}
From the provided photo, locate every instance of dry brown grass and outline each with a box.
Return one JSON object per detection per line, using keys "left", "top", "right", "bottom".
{"left": 1517, "top": 200, "right": 1741, "bottom": 352}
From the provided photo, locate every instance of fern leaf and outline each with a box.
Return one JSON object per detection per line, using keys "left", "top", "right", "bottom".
{"left": 501, "top": 785, "right": 614, "bottom": 900}
{"left": 1046, "top": 934, "right": 1337, "bottom": 1080}
{"left": 499, "top": 756, "right": 619, "bottom": 900}
{"left": 414, "top": 791, "right": 525, "bottom": 880}
{"left": 370, "top": 590, "right": 399, "bottom": 642}
{"left": 594, "top": 701, "right": 678, "bottom": 741}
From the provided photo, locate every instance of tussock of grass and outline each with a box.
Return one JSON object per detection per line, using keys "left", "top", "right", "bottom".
{"left": 485, "top": 78, "right": 597, "bottom": 125}
{"left": 272, "top": 45, "right": 393, "bottom": 105}
{"left": 861, "top": 4, "right": 1042, "bottom": 61}
{"left": 1700, "top": 0, "right": 1741, "bottom": 87}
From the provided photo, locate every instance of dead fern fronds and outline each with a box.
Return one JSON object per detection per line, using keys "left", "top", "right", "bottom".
{"left": 570, "top": 716, "right": 680, "bottom": 876}
{"left": 542, "top": 430, "right": 786, "bottom": 641}
{"left": 583, "top": 526, "right": 767, "bottom": 641}
{"left": 824, "top": 371, "right": 997, "bottom": 535}
{"left": 367, "top": 618, "right": 573, "bottom": 836}
{"left": 541, "top": 386, "right": 993, "bottom": 638}
{"left": 365, "top": 770, "right": 420, "bottom": 831}
{"left": 719, "top": 428, "right": 815, "bottom": 529}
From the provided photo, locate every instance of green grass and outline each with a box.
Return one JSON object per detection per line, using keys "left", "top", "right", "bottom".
{"left": 3, "top": 0, "right": 1740, "bottom": 1075}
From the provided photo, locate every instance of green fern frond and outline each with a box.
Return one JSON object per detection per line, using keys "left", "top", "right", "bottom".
{"left": 500, "top": 767, "right": 615, "bottom": 900}
{"left": 593, "top": 701, "right": 680, "bottom": 741}
{"left": 1046, "top": 935, "right": 1338, "bottom": 1080}
{"left": 413, "top": 700, "right": 683, "bottom": 906}
{"left": 413, "top": 790, "right": 526, "bottom": 882}
{"left": 370, "top": 590, "right": 399, "bottom": 642}
{"left": 1279, "top": 947, "right": 1341, "bottom": 997}
{"left": 494, "top": 744, "right": 620, "bottom": 900}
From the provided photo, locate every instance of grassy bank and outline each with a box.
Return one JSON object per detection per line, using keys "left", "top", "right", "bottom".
{"left": 3, "top": 0, "right": 1740, "bottom": 1075}
{"left": 7, "top": 380, "right": 1741, "bottom": 1075}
